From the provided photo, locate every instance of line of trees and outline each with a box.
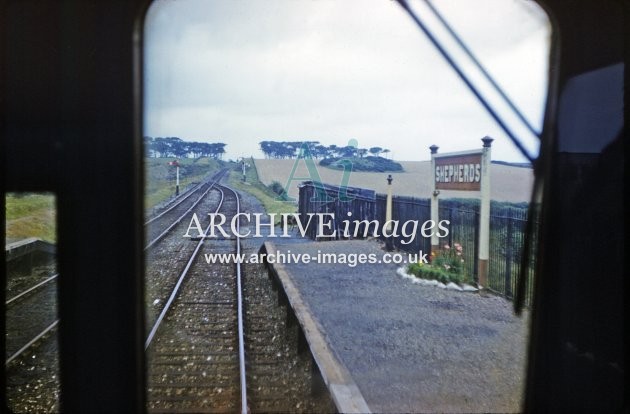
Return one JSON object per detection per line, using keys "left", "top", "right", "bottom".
{"left": 145, "top": 137, "right": 226, "bottom": 159}
{"left": 259, "top": 140, "right": 390, "bottom": 160}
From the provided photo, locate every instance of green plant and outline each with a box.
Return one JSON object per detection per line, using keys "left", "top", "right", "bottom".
{"left": 406, "top": 242, "right": 470, "bottom": 285}
{"left": 5, "top": 193, "right": 57, "bottom": 242}
{"left": 268, "top": 181, "right": 289, "bottom": 200}
{"left": 227, "top": 158, "right": 296, "bottom": 218}
{"left": 431, "top": 242, "right": 465, "bottom": 276}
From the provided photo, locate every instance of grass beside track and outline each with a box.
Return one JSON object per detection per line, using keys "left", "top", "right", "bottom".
{"left": 145, "top": 157, "right": 224, "bottom": 210}
{"left": 4, "top": 158, "right": 286, "bottom": 244}
{"left": 228, "top": 158, "right": 297, "bottom": 220}
{"left": 5, "top": 193, "right": 57, "bottom": 243}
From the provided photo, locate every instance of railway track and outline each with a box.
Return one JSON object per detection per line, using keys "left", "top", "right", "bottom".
{"left": 4, "top": 170, "right": 226, "bottom": 367}
{"left": 5, "top": 272, "right": 59, "bottom": 365}
{"left": 5, "top": 266, "right": 61, "bottom": 413}
{"left": 146, "top": 183, "right": 247, "bottom": 413}
{"left": 144, "top": 171, "right": 229, "bottom": 335}
{"left": 145, "top": 180, "right": 335, "bottom": 413}
{"left": 145, "top": 169, "right": 228, "bottom": 249}
{"left": 6, "top": 170, "right": 333, "bottom": 412}
{"left": 4, "top": 172, "right": 225, "bottom": 412}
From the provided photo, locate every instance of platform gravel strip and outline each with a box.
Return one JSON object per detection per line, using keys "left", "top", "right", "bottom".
{"left": 262, "top": 242, "right": 371, "bottom": 414}
{"left": 263, "top": 239, "right": 529, "bottom": 413}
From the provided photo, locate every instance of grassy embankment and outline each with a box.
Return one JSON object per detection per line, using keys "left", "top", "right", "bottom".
{"left": 4, "top": 158, "right": 219, "bottom": 244}
{"left": 4, "top": 158, "right": 288, "bottom": 244}
{"left": 227, "top": 158, "right": 297, "bottom": 219}
{"left": 5, "top": 193, "right": 57, "bottom": 243}
{"left": 145, "top": 157, "right": 223, "bottom": 210}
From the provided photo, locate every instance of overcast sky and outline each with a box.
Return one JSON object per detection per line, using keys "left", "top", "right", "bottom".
{"left": 144, "top": 0, "right": 550, "bottom": 162}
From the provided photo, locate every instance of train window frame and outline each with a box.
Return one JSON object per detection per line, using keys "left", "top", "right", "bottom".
{"left": 138, "top": 1, "right": 556, "bottom": 413}
{"left": 4, "top": 0, "right": 624, "bottom": 412}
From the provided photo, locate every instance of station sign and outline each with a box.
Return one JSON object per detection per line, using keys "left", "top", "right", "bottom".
{"left": 434, "top": 151, "right": 482, "bottom": 191}
{"left": 429, "top": 137, "right": 493, "bottom": 287}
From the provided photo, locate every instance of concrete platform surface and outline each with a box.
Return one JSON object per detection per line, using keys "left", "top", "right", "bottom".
{"left": 263, "top": 239, "right": 529, "bottom": 413}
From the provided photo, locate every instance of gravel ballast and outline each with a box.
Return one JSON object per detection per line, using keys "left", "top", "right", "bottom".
{"left": 267, "top": 239, "right": 529, "bottom": 413}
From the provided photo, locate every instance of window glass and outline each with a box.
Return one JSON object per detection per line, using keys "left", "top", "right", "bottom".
{"left": 5, "top": 192, "right": 60, "bottom": 412}
{"left": 143, "top": 1, "right": 550, "bottom": 411}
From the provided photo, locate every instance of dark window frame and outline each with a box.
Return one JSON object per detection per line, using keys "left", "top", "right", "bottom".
{"left": 2, "top": 0, "right": 624, "bottom": 412}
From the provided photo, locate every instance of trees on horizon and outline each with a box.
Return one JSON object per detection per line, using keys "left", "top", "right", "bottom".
{"left": 144, "top": 137, "right": 226, "bottom": 159}
{"left": 144, "top": 137, "right": 391, "bottom": 161}
{"left": 259, "top": 140, "right": 391, "bottom": 160}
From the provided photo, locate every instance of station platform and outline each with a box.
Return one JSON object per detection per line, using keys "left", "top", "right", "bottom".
{"left": 261, "top": 239, "right": 529, "bottom": 413}
{"left": 6, "top": 237, "right": 56, "bottom": 262}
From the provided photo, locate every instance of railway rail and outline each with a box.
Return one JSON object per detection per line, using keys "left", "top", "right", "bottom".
{"left": 5, "top": 272, "right": 59, "bottom": 365}
{"left": 5, "top": 170, "right": 227, "bottom": 367}
{"left": 145, "top": 183, "right": 248, "bottom": 413}
{"left": 5, "top": 265, "right": 61, "bottom": 413}
{"left": 7, "top": 171, "right": 333, "bottom": 413}
{"left": 145, "top": 180, "right": 334, "bottom": 413}
{"left": 144, "top": 169, "right": 228, "bottom": 249}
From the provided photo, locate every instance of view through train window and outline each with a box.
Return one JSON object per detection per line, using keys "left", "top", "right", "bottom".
{"left": 5, "top": 192, "right": 60, "bottom": 412}
{"left": 143, "top": 0, "right": 550, "bottom": 412}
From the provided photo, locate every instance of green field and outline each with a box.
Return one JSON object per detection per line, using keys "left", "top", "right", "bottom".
{"left": 145, "top": 157, "right": 224, "bottom": 210}
{"left": 5, "top": 193, "right": 57, "bottom": 243}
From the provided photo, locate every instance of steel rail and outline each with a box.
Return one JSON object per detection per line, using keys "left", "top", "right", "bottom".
{"left": 6, "top": 319, "right": 59, "bottom": 365}
{"left": 6, "top": 274, "right": 59, "bottom": 305}
{"left": 144, "top": 182, "right": 249, "bottom": 412}
{"left": 144, "top": 181, "right": 205, "bottom": 226}
{"left": 220, "top": 184, "right": 248, "bottom": 414}
{"left": 144, "top": 168, "right": 225, "bottom": 226}
{"left": 144, "top": 170, "right": 227, "bottom": 250}
{"left": 144, "top": 187, "right": 226, "bottom": 349}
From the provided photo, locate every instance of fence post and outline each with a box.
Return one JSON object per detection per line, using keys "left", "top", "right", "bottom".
{"left": 430, "top": 145, "right": 439, "bottom": 254}
{"left": 448, "top": 207, "right": 454, "bottom": 248}
{"left": 385, "top": 175, "right": 394, "bottom": 251}
{"left": 505, "top": 209, "right": 513, "bottom": 297}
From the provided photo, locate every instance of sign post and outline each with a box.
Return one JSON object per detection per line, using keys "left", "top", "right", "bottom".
{"left": 169, "top": 160, "right": 180, "bottom": 196}
{"left": 176, "top": 164, "right": 180, "bottom": 196}
{"left": 478, "top": 137, "right": 493, "bottom": 286}
{"left": 430, "top": 137, "right": 492, "bottom": 286}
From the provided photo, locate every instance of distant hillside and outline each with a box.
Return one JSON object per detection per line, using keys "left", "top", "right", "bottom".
{"left": 254, "top": 159, "right": 535, "bottom": 203}
{"left": 319, "top": 156, "right": 403, "bottom": 172}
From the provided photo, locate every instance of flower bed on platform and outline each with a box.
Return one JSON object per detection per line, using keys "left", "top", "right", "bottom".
{"left": 400, "top": 243, "right": 479, "bottom": 292}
